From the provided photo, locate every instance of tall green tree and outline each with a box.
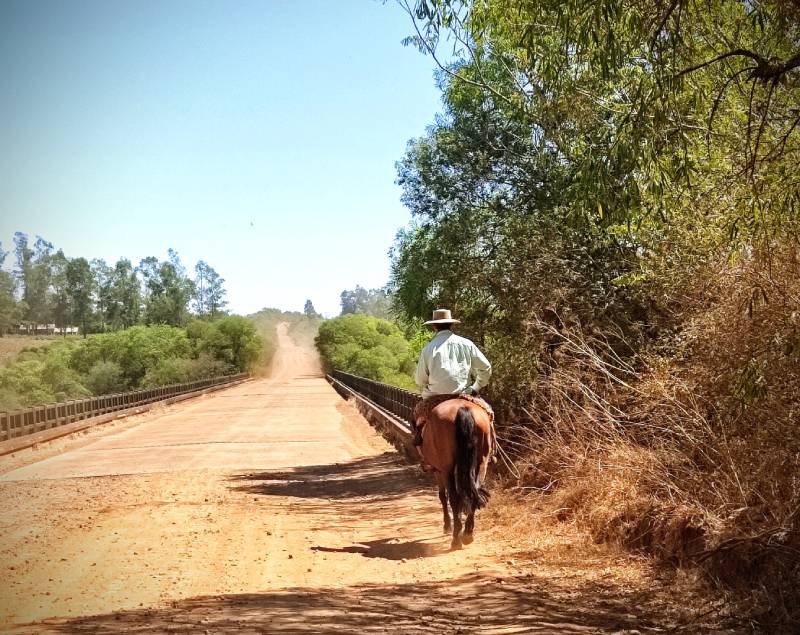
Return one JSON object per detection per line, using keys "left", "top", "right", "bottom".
{"left": 49, "top": 250, "right": 71, "bottom": 334}
{"left": 96, "top": 258, "right": 140, "bottom": 331}
{"left": 339, "top": 286, "right": 392, "bottom": 319}
{"left": 193, "top": 261, "right": 210, "bottom": 316}
{"left": 12, "top": 233, "right": 32, "bottom": 324}
{"left": 194, "top": 261, "right": 227, "bottom": 318}
{"left": 0, "top": 244, "right": 19, "bottom": 336}
{"left": 139, "top": 250, "right": 194, "bottom": 326}
{"left": 0, "top": 273, "right": 17, "bottom": 336}
{"left": 66, "top": 257, "right": 94, "bottom": 337}
{"left": 91, "top": 258, "right": 113, "bottom": 331}
{"left": 14, "top": 233, "right": 55, "bottom": 325}
{"left": 205, "top": 266, "right": 226, "bottom": 318}
{"left": 136, "top": 255, "right": 159, "bottom": 320}
{"left": 110, "top": 259, "right": 141, "bottom": 329}
{"left": 303, "top": 299, "right": 319, "bottom": 318}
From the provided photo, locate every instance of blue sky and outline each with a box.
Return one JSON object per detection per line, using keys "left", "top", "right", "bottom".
{"left": 0, "top": 0, "right": 441, "bottom": 317}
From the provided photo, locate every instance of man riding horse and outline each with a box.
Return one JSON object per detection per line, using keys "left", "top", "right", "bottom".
{"left": 412, "top": 308, "right": 496, "bottom": 549}
{"left": 412, "top": 309, "right": 493, "bottom": 462}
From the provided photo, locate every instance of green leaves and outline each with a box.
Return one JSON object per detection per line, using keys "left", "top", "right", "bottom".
{"left": 403, "top": 0, "right": 800, "bottom": 243}
{"left": 0, "top": 317, "right": 261, "bottom": 410}
{"left": 315, "top": 314, "right": 416, "bottom": 390}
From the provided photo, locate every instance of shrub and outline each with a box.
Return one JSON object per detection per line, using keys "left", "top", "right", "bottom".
{"left": 315, "top": 315, "right": 416, "bottom": 390}
{"left": 141, "top": 352, "right": 237, "bottom": 388}
{"left": 185, "top": 353, "right": 232, "bottom": 380}
{"left": 0, "top": 360, "right": 54, "bottom": 409}
{"left": 189, "top": 316, "right": 262, "bottom": 372}
{"left": 85, "top": 361, "right": 126, "bottom": 395}
{"left": 142, "top": 358, "right": 192, "bottom": 387}
{"left": 69, "top": 325, "right": 192, "bottom": 386}
{"left": 0, "top": 355, "right": 89, "bottom": 410}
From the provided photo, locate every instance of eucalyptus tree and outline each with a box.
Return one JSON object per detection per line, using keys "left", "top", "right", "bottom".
{"left": 194, "top": 261, "right": 227, "bottom": 318}
{"left": 66, "top": 257, "right": 94, "bottom": 336}
{"left": 110, "top": 259, "right": 141, "bottom": 329}
{"left": 139, "top": 251, "right": 194, "bottom": 326}
{"left": 0, "top": 244, "right": 19, "bottom": 335}
{"left": 91, "top": 258, "right": 113, "bottom": 331}
{"left": 13, "top": 233, "right": 55, "bottom": 325}
{"left": 339, "top": 286, "right": 393, "bottom": 319}
{"left": 50, "top": 250, "right": 71, "bottom": 333}
{"left": 400, "top": 0, "right": 800, "bottom": 244}
{"left": 304, "top": 299, "right": 319, "bottom": 318}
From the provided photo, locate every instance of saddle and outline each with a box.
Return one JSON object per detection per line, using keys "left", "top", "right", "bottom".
{"left": 413, "top": 393, "right": 494, "bottom": 426}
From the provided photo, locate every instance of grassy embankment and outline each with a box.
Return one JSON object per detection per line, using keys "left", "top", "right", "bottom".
{"left": 0, "top": 336, "right": 65, "bottom": 367}
{"left": 0, "top": 316, "right": 261, "bottom": 412}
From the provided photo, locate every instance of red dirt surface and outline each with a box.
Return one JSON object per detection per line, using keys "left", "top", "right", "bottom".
{"left": 0, "top": 324, "right": 736, "bottom": 633}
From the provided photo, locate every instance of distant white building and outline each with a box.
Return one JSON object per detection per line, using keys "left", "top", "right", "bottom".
{"left": 15, "top": 324, "right": 80, "bottom": 335}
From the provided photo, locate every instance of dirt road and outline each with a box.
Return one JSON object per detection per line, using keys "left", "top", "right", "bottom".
{"left": 0, "top": 324, "right": 725, "bottom": 634}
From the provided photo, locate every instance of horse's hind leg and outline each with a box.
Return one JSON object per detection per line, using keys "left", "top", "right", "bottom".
{"left": 435, "top": 473, "right": 451, "bottom": 534}
{"left": 439, "top": 485, "right": 452, "bottom": 534}
{"left": 447, "top": 473, "right": 463, "bottom": 550}
{"left": 464, "top": 429, "right": 490, "bottom": 546}
{"left": 439, "top": 488, "right": 451, "bottom": 534}
{"left": 463, "top": 509, "right": 475, "bottom": 545}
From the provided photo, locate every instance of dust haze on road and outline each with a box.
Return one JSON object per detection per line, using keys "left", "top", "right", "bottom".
{"left": 0, "top": 323, "right": 726, "bottom": 634}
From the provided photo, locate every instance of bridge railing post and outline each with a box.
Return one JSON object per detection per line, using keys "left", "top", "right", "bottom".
{"left": 329, "top": 369, "right": 419, "bottom": 430}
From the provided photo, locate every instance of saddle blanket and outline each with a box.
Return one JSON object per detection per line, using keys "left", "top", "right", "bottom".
{"left": 413, "top": 393, "right": 494, "bottom": 425}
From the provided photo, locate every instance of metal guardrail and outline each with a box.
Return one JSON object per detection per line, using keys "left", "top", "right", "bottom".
{"left": 330, "top": 370, "right": 419, "bottom": 428}
{"left": 0, "top": 373, "right": 248, "bottom": 442}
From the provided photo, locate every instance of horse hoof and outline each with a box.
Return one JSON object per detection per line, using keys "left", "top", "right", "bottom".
{"left": 462, "top": 533, "right": 474, "bottom": 545}
{"left": 450, "top": 540, "right": 463, "bottom": 551}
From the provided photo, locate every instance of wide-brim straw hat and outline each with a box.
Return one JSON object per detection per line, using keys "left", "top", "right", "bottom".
{"left": 424, "top": 308, "right": 461, "bottom": 325}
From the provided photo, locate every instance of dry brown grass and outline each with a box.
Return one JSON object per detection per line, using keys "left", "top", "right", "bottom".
{"left": 0, "top": 335, "right": 63, "bottom": 366}
{"left": 494, "top": 248, "right": 800, "bottom": 630}
{"left": 481, "top": 487, "right": 740, "bottom": 631}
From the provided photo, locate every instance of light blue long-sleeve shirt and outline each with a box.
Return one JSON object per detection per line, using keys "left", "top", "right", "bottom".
{"left": 414, "top": 329, "right": 492, "bottom": 398}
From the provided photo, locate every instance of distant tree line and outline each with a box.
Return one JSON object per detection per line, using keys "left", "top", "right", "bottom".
{"left": 0, "top": 232, "right": 228, "bottom": 336}
{"left": 339, "top": 286, "right": 392, "bottom": 319}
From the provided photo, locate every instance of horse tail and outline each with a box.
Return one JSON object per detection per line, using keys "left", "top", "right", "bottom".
{"left": 454, "top": 406, "right": 489, "bottom": 511}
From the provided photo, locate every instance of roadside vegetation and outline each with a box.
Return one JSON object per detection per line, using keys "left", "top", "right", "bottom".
{"left": 315, "top": 314, "right": 419, "bottom": 390}
{"left": 0, "top": 316, "right": 262, "bottom": 411}
{"left": 314, "top": 285, "right": 433, "bottom": 391}
{"left": 321, "top": 1, "right": 800, "bottom": 628}
{"left": 0, "top": 235, "right": 263, "bottom": 411}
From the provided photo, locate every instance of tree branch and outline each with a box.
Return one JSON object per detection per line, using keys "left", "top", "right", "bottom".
{"left": 397, "top": 0, "right": 516, "bottom": 109}
{"left": 676, "top": 48, "right": 800, "bottom": 81}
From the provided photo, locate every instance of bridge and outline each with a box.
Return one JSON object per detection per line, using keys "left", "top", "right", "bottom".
{"left": 0, "top": 324, "right": 688, "bottom": 633}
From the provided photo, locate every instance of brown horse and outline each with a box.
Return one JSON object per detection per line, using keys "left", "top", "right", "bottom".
{"left": 419, "top": 398, "right": 494, "bottom": 550}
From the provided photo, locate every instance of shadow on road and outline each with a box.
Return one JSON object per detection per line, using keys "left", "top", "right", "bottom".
{"left": 36, "top": 570, "right": 708, "bottom": 634}
{"left": 311, "top": 537, "right": 447, "bottom": 560}
{"left": 229, "top": 452, "right": 429, "bottom": 502}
